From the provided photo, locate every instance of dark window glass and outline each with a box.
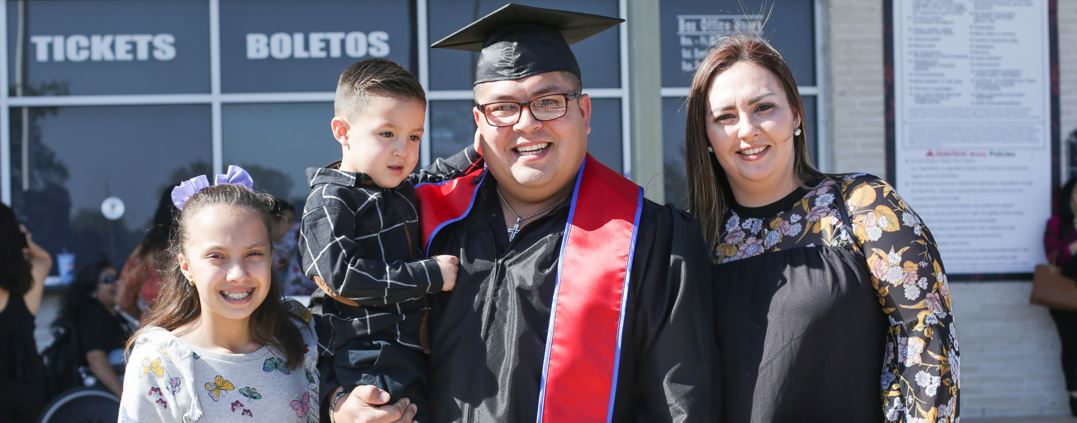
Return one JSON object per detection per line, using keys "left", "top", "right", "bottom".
{"left": 429, "top": 101, "right": 478, "bottom": 161}
{"left": 5, "top": 0, "right": 210, "bottom": 96}
{"left": 9, "top": 105, "right": 211, "bottom": 270}
{"left": 430, "top": 97, "right": 623, "bottom": 174}
{"left": 659, "top": 0, "right": 815, "bottom": 88}
{"left": 662, "top": 95, "right": 816, "bottom": 209}
{"left": 427, "top": 0, "right": 620, "bottom": 90}
{"left": 219, "top": 0, "right": 414, "bottom": 93}
{"left": 221, "top": 102, "right": 338, "bottom": 207}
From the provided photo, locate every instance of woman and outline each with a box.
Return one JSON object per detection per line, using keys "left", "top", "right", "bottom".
{"left": 54, "top": 259, "right": 132, "bottom": 397}
{"left": 1044, "top": 177, "right": 1077, "bottom": 415}
{"left": 0, "top": 203, "right": 53, "bottom": 422}
{"left": 685, "top": 34, "right": 959, "bottom": 421}
{"left": 117, "top": 189, "right": 177, "bottom": 319}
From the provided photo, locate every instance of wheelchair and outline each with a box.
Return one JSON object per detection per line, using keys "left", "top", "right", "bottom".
{"left": 38, "top": 387, "right": 119, "bottom": 423}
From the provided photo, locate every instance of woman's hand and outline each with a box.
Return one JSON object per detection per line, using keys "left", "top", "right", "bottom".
{"left": 21, "top": 225, "right": 52, "bottom": 274}
{"left": 20, "top": 225, "right": 51, "bottom": 315}
{"left": 331, "top": 385, "right": 417, "bottom": 423}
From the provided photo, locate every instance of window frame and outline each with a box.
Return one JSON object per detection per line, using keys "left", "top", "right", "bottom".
{"left": 0, "top": 0, "right": 631, "bottom": 203}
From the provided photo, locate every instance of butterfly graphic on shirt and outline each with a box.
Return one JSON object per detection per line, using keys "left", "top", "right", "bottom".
{"left": 166, "top": 377, "right": 182, "bottom": 396}
{"left": 262, "top": 356, "right": 291, "bottom": 375}
{"left": 290, "top": 391, "right": 311, "bottom": 417}
{"left": 231, "top": 399, "right": 254, "bottom": 417}
{"left": 141, "top": 357, "right": 164, "bottom": 378}
{"left": 239, "top": 386, "right": 262, "bottom": 400}
{"left": 204, "top": 375, "right": 235, "bottom": 401}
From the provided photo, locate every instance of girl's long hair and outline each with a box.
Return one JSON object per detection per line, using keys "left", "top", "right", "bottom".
{"left": 126, "top": 184, "right": 304, "bottom": 369}
{"left": 685, "top": 33, "right": 822, "bottom": 248}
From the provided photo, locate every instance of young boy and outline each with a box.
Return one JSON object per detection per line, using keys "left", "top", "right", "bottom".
{"left": 299, "top": 58, "right": 477, "bottom": 420}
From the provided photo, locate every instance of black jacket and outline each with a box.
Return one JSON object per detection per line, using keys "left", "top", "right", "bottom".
{"left": 301, "top": 147, "right": 479, "bottom": 356}
{"left": 426, "top": 172, "right": 718, "bottom": 422}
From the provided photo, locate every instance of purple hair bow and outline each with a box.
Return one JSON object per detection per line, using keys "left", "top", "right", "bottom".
{"left": 170, "top": 165, "right": 255, "bottom": 210}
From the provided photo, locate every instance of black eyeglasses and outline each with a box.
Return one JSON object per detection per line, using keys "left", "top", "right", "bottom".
{"left": 476, "top": 92, "right": 582, "bottom": 127}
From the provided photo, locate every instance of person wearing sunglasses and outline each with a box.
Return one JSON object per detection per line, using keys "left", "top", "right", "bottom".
{"left": 53, "top": 259, "right": 131, "bottom": 397}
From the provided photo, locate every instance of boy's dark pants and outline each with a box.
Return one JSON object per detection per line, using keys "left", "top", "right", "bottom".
{"left": 336, "top": 337, "right": 429, "bottom": 420}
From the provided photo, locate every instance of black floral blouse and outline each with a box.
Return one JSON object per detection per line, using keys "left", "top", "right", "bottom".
{"left": 713, "top": 173, "right": 959, "bottom": 422}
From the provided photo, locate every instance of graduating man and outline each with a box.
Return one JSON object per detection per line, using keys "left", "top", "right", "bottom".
{"left": 328, "top": 4, "right": 716, "bottom": 422}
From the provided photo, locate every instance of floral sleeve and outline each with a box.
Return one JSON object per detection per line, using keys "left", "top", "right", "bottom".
{"left": 842, "top": 174, "right": 960, "bottom": 422}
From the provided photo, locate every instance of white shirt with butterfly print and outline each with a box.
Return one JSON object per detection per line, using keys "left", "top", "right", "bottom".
{"left": 118, "top": 300, "right": 319, "bottom": 422}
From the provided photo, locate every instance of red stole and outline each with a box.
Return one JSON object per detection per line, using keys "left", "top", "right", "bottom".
{"left": 415, "top": 155, "right": 643, "bottom": 423}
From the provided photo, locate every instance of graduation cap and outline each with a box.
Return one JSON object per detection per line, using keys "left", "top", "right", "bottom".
{"left": 431, "top": 4, "right": 624, "bottom": 85}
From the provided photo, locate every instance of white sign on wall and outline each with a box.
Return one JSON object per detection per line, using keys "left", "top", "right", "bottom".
{"left": 891, "top": 0, "right": 1054, "bottom": 276}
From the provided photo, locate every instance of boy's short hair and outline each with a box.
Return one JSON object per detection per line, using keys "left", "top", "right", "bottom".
{"left": 334, "top": 58, "right": 426, "bottom": 117}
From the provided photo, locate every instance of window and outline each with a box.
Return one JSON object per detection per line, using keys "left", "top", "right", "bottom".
{"left": 8, "top": 105, "right": 211, "bottom": 268}
{"left": 659, "top": 0, "right": 822, "bottom": 208}
{"left": 221, "top": 102, "right": 336, "bottom": 206}
{"left": 4, "top": 0, "right": 210, "bottom": 95}
{"left": 218, "top": 0, "right": 414, "bottom": 93}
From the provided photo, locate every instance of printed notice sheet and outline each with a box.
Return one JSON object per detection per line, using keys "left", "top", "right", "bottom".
{"left": 892, "top": 0, "right": 1052, "bottom": 275}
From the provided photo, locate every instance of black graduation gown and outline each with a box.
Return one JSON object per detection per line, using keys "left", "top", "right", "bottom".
{"left": 427, "top": 175, "right": 718, "bottom": 423}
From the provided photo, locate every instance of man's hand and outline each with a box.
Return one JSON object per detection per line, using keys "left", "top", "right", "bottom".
{"left": 332, "top": 385, "right": 417, "bottom": 423}
{"left": 434, "top": 255, "right": 459, "bottom": 292}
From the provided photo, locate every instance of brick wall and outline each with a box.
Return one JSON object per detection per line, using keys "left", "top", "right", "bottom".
{"left": 826, "top": 0, "right": 1077, "bottom": 417}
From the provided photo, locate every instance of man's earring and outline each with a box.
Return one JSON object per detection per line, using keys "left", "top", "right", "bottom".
{"left": 794, "top": 128, "right": 802, "bottom": 137}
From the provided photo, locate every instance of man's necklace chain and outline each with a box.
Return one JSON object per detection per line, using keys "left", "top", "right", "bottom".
{"left": 496, "top": 187, "right": 568, "bottom": 241}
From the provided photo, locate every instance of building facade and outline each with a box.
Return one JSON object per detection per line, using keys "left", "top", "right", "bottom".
{"left": 3, "top": 0, "right": 1075, "bottom": 418}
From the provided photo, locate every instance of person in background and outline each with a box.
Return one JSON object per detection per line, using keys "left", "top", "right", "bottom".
{"left": 117, "top": 189, "right": 177, "bottom": 320}
{"left": 0, "top": 202, "right": 53, "bottom": 422}
{"left": 54, "top": 259, "right": 131, "bottom": 397}
{"left": 271, "top": 197, "right": 317, "bottom": 297}
{"left": 1044, "top": 176, "right": 1077, "bottom": 416}
{"left": 685, "top": 33, "right": 958, "bottom": 421}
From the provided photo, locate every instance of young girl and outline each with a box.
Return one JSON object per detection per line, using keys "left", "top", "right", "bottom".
{"left": 119, "top": 166, "right": 320, "bottom": 422}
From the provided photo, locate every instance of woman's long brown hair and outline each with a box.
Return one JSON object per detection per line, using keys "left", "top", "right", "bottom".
{"left": 685, "top": 33, "right": 822, "bottom": 249}
{"left": 126, "top": 184, "right": 304, "bottom": 369}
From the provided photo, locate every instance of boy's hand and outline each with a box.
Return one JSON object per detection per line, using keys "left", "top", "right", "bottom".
{"left": 434, "top": 255, "right": 459, "bottom": 291}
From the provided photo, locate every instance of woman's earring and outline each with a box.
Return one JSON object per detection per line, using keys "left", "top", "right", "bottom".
{"left": 794, "top": 128, "right": 802, "bottom": 137}
{"left": 707, "top": 146, "right": 714, "bottom": 154}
